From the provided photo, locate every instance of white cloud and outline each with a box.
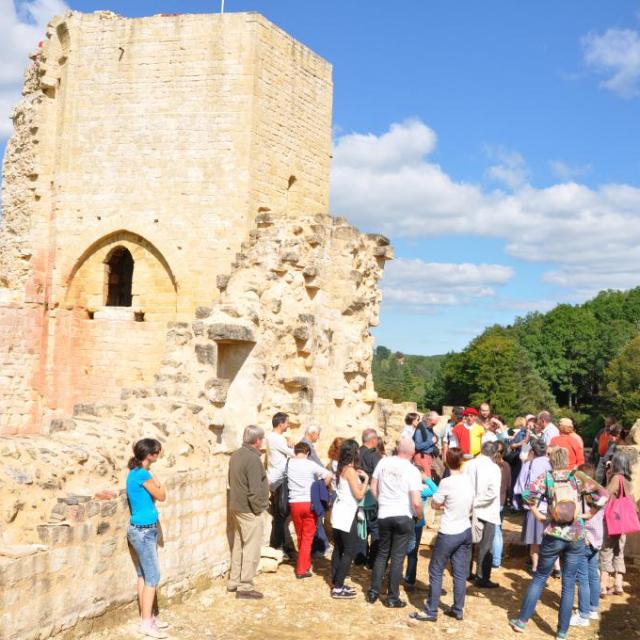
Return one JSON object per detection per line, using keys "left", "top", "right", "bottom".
{"left": 495, "top": 298, "right": 558, "bottom": 314}
{"left": 485, "top": 147, "right": 530, "bottom": 190}
{"left": 331, "top": 118, "right": 640, "bottom": 295}
{"left": 333, "top": 118, "right": 437, "bottom": 171}
{"left": 582, "top": 28, "right": 640, "bottom": 98}
{"left": 549, "top": 160, "right": 592, "bottom": 180}
{"left": 381, "top": 258, "right": 514, "bottom": 311}
{"left": 0, "top": 0, "right": 68, "bottom": 138}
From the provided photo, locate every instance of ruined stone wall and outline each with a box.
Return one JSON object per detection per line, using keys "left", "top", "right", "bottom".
{"left": 0, "top": 11, "right": 333, "bottom": 433}
{"left": 0, "top": 211, "right": 390, "bottom": 638}
{"left": 0, "top": 465, "right": 229, "bottom": 640}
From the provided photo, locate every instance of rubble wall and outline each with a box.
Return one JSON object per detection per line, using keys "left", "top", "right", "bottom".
{"left": 0, "top": 464, "right": 229, "bottom": 640}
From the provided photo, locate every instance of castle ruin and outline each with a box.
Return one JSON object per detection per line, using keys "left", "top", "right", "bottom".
{"left": 0, "top": 11, "right": 392, "bottom": 639}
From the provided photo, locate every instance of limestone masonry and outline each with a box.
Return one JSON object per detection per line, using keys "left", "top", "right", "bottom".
{"left": 0, "top": 10, "right": 398, "bottom": 639}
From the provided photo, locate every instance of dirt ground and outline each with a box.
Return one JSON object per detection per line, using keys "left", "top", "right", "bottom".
{"left": 88, "top": 517, "right": 639, "bottom": 640}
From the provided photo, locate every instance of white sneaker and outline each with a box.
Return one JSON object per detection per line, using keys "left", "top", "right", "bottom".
{"left": 569, "top": 612, "right": 590, "bottom": 627}
{"left": 589, "top": 611, "right": 600, "bottom": 620}
{"left": 153, "top": 616, "right": 169, "bottom": 629}
{"left": 139, "top": 621, "right": 168, "bottom": 639}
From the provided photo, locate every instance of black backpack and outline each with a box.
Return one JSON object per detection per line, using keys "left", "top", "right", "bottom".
{"left": 276, "top": 459, "right": 291, "bottom": 518}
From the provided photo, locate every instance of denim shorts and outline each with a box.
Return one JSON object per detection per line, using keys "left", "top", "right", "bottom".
{"left": 127, "top": 524, "right": 160, "bottom": 587}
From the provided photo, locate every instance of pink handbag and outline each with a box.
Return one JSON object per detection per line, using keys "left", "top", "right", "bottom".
{"left": 604, "top": 475, "right": 640, "bottom": 536}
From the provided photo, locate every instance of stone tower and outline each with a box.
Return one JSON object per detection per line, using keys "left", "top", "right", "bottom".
{"left": 0, "top": 11, "right": 336, "bottom": 431}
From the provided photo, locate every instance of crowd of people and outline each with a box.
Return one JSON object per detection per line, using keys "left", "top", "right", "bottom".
{"left": 123, "top": 406, "right": 639, "bottom": 640}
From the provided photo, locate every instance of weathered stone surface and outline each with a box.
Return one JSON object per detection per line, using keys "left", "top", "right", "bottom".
{"left": 207, "top": 323, "right": 256, "bottom": 344}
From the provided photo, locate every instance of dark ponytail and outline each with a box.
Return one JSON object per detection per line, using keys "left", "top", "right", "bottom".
{"left": 336, "top": 439, "right": 360, "bottom": 484}
{"left": 128, "top": 438, "right": 162, "bottom": 469}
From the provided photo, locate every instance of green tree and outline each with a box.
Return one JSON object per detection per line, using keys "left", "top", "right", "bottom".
{"left": 602, "top": 335, "right": 640, "bottom": 426}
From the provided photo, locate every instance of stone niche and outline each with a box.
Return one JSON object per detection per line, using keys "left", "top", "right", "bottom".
{"left": 0, "top": 10, "right": 392, "bottom": 640}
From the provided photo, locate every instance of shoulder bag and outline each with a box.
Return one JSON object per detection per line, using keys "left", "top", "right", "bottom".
{"left": 277, "top": 459, "right": 291, "bottom": 519}
{"left": 604, "top": 475, "right": 640, "bottom": 536}
{"left": 471, "top": 467, "right": 484, "bottom": 543}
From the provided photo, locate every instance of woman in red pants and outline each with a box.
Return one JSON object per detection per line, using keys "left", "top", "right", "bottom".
{"left": 288, "top": 441, "right": 333, "bottom": 578}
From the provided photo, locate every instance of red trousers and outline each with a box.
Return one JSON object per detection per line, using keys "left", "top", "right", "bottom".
{"left": 290, "top": 501, "right": 317, "bottom": 576}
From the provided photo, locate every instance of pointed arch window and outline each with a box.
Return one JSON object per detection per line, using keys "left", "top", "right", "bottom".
{"left": 105, "top": 247, "right": 134, "bottom": 306}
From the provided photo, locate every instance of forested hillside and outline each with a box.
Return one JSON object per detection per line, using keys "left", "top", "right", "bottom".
{"left": 373, "top": 287, "right": 640, "bottom": 435}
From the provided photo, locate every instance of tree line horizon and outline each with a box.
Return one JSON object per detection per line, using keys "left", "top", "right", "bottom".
{"left": 373, "top": 287, "right": 640, "bottom": 437}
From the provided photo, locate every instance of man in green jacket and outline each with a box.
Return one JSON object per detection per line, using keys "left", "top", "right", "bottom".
{"left": 228, "top": 425, "right": 270, "bottom": 599}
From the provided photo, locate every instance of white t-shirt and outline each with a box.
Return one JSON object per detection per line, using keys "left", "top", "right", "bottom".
{"left": 287, "top": 458, "right": 331, "bottom": 503}
{"left": 542, "top": 423, "right": 559, "bottom": 445}
{"left": 372, "top": 456, "right": 422, "bottom": 519}
{"left": 401, "top": 426, "right": 415, "bottom": 441}
{"left": 432, "top": 473, "right": 474, "bottom": 535}
{"left": 443, "top": 423, "right": 458, "bottom": 448}
{"left": 464, "top": 454, "right": 502, "bottom": 525}
{"left": 482, "top": 430, "right": 498, "bottom": 444}
{"left": 266, "top": 431, "right": 294, "bottom": 487}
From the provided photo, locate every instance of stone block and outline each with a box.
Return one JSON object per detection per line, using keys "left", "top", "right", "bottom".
{"left": 207, "top": 323, "right": 255, "bottom": 343}
{"left": 195, "top": 343, "right": 216, "bottom": 366}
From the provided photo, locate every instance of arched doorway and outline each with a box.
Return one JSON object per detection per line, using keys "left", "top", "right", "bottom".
{"left": 105, "top": 246, "right": 134, "bottom": 306}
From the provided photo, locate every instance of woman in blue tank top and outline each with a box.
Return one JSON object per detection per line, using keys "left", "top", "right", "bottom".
{"left": 126, "top": 438, "right": 168, "bottom": 639}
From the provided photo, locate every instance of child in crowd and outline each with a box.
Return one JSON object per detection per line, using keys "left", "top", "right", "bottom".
{"left": 570, "top": 463, "right": 605, "bottom": 627}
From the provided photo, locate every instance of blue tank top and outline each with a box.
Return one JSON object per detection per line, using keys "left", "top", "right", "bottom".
{"left": 126, "top": 467, "right": 158, "bottom": 526}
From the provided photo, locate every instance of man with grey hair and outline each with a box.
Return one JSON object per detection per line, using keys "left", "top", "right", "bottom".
{"left": 300, "top": 424, "right": 323, "bottom": 466}
{"left": 299, "top": 424, "right": 330, "bottom": 556}
{"left": 413, "top": 411, "right": 440, "bottom": 478}
{"left": 464, "top": 441, "right": 501, "bottom": 589}
{"left": 228, "top": 425, "right": 269, "bottom": 599}
{"left": 367, "top": 438, "right": 423, "bottom": 607}
{"left": 538, "top": 410, "right": 559, "bottom": 445}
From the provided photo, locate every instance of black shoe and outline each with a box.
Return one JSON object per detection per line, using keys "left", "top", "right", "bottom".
{"left": 365, "top": 590, "right": 379, "bottom": 604}
{"left": 474, "top": 579, "right": 499, "bottom": 589}
{"left": 404, "top": 580, "right": 416, "bottom": 593}
{"left": 384, "top": 598, "right": 407, "bottom": 609}
{"left": 553, "top": 569, "right": 562, "bottom": 579}
{"left": 444, "top": 607, "right": 464, "bottom": 621}
{"left": 467, "top": 573, "right": 476, "bottom": 583}
{"left": 409, "top": 610, "right": 437, "bottom": 622}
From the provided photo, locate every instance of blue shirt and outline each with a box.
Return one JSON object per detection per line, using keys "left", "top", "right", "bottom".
{"left": 126, "top": 467, "right": 158, "bottom": 526}
{"left": 414, "top": 422, "right": 437, "bottom": 454}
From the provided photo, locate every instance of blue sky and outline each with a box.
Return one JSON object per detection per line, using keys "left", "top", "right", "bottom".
{"left": 2, "top": 0, "right": 640, "bottom": 354}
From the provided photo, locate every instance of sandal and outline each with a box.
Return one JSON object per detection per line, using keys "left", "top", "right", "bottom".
{"left": 613, "top": 587, "right": 624, "bottom": 595}
{"left": 600, "top": 587, "right": 613, "bottom": 597}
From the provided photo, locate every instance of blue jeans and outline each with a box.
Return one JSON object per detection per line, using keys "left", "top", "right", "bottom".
{"left": 404, "top": 525, "right": 424, "bottom": 585}
{"left": 425, "top": 528, "right": 472, "bottom": 617}
{"left": 518, "top": 535, "right": 585, "bottom": 634}
{"left": 312, "top": 514, "right": 330, "bottom": 553}
{"left": 128, "top": 524, "right": 160, "bottom": 587}
{"left": 577, "top": 544, "right": 600, "bottom": 617}
{"left": 492, "top": 507, "right": 504, "bottom": 568}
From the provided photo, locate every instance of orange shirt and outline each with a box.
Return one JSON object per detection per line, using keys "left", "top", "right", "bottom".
{"left": 550, "top": 434, "right": 585, "bottom": 469}
{"left": 598, "top": 431, "right": 613, "bottom": 457}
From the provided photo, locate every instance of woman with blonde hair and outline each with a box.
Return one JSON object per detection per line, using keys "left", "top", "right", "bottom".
{"left": 510, "top": 446, "right": 608, "bottom": 640}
